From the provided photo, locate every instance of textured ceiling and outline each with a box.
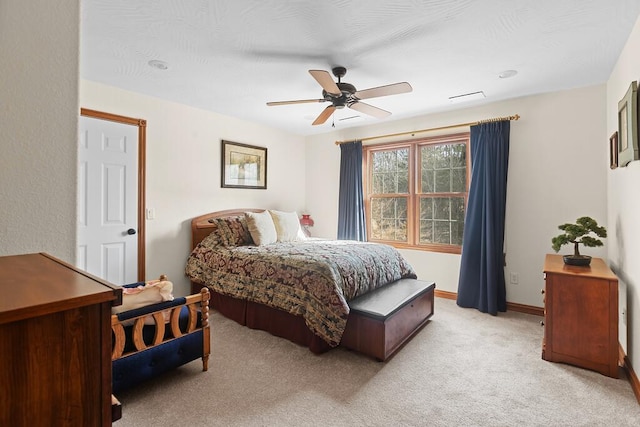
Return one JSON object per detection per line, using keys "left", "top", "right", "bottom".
{"left": 80, "top": 0, "right": 640, "bottom": 136}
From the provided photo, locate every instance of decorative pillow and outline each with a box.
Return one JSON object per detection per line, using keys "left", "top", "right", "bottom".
{"left": 245, "top": 210, "right": 277, "bottom": 245}
{"left": 209, "top": 217, "right": 252, "bottom": 246}
{"left": 269, "top": 210, "right": 307, "bottom": 242}
{"left": 200, "top": 221, "right": 225, "bottom": 248}
{"left": 112, "top": 278, "right": 174, "bottom": 324}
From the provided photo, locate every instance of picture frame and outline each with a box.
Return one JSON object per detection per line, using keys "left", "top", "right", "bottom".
{"left": 221, "top": 140, "right": 267, "bottom": 189}
{"left": 617, "top": 81, "right": 638, "bottom": 167}
{"left": 609, "top": 131, "right": 618, "bottom": 169}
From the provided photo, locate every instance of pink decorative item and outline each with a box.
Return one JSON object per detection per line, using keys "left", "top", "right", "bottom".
{"left": 300, "top": 214, "right": 314, "bottom": 236}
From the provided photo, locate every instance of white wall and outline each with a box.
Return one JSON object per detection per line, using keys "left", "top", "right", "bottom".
{"left": 80, "top": 81, "right": 307, "bottom": 295}
{"left": 0, "top": 1, "right": 80, "bottom": 262}
{"left": 607, "top": 14, "right": 640, "bottom": 373}
{"left": 306, "top": 85, "right": 608, "bottom": 307}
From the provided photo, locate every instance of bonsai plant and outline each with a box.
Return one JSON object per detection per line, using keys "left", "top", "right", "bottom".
{"left": 551, "top": 216, "right": 607, "bottom": 266}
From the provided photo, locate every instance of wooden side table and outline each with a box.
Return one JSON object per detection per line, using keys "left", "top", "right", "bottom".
{"left": 542, "top": 254, "right": 619, "bottom": 378}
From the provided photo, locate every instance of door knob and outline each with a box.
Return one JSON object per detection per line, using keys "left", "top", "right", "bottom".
{"left": 127, "top": 228, "right": 136, "bottom": 235}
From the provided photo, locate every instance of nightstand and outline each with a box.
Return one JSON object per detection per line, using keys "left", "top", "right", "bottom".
{"left": 542, "top": 254, "right": 619, "bottom": 378}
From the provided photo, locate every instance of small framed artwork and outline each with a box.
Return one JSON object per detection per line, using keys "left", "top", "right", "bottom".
{"left": 609, "top": 131, "right": 618, "bottom": 169}
{"left": 221, "top": 140, "right": 267, "bottom": 189}
{"left": 617, "top": 81, "right": 638, "bottom": 167}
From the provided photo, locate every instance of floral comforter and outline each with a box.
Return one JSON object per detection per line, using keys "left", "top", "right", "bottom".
{"left": 185, "top": 238, "right": 417, "bottom": 346}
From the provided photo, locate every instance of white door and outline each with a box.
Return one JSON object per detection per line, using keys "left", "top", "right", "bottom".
{"left": 77, "top": 116, "right": 139, "bottom": 284}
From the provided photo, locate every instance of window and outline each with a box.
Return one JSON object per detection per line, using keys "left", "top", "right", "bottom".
{"left": 364, "top": 133, "right": 470, "bottom": 253}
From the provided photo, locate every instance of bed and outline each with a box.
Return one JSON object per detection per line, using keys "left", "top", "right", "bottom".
{"left": 185, "top": 208, "right": 426, "bottom": 355}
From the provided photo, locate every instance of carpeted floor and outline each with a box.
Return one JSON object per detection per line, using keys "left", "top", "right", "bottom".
{"left": 114, "top": 297, "right": 640, "bottom": 426}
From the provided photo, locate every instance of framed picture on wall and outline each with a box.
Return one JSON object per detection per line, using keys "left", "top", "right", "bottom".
{"left": 221, "top": 140, "right": 267, "bottom": 189}
{"left": 610, "top": 131, "right": 618, "bottom": 169}
{"left": 617, "top": 80, "right": 638, "bottom": 167}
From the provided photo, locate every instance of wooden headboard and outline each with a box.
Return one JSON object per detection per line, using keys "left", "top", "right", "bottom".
{"left": 190, "top": 208, "right": 264, "bottom": 250}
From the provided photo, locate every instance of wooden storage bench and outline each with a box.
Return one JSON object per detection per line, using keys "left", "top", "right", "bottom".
{"left": 340, "top": 279, "right": 435, "bottom": 361}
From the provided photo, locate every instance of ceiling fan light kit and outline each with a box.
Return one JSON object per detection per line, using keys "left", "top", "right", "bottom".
{"left": 267, "top": 66, "right": 412, "bottom": 126}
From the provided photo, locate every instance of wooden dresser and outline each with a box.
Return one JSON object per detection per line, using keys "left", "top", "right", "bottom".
{"left": 0, "top": 253, "right": 122, "bottom": 426}
{"left": 542, "top": 254, "right": 619, "bottom": 378}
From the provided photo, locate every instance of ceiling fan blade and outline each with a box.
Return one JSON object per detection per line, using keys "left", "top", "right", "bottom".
{"left": 266, "top": 99, "right": 325, "bottom": 106}
{"left": 349, "top": 101, "right": 391, "bottom": 119}
{"left": 355, "top": 82, "right": 412, "bottom": 100}
{"left": 312, "top": 105, "right": 336, "bottom": 125}
{"left": 309, "top": 70, "right": 341, "bottom": 96}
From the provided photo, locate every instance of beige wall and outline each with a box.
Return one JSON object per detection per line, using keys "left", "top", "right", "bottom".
{"left": 0, "top": 0, "right": 80, "bottom": 262}
{"left": 607, "top": 14, "right": 640, "bottom": 376}
{"left": 80, "top": 81, "right": 307, "bottom": 295}
{"left": 305, "top": 84, "right": 608, "bottom": 307}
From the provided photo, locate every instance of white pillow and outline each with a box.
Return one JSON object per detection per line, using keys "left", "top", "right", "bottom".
{"left": 245, "top": 210, "right": 277, "bottom": 245}
{"left": 269, "top": 210, "right": 307, "bottom": 242}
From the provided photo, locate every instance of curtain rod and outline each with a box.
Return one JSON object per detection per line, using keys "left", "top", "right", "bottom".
{"left": 334, "top": 114, "right": 520, "bottom": 145}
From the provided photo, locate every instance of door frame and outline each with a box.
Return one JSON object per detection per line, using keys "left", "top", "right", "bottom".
{"left": 80, "top": 107, "right": 146, "bottom": 281}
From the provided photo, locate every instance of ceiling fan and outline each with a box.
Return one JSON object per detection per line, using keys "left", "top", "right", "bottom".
{"left": 266, "top": 66, "right": 412, "bottom": 125}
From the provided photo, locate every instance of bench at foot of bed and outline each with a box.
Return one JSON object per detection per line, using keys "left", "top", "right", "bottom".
{"left": 340, "top": 279, "right": 435, "bottom": 361}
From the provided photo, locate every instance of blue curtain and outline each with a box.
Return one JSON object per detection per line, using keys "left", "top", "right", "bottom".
{"left": 337, "top": 141, "right": 367, "bottom": 241}
{"left": 457, "top": 121, "right": 510, "bottom": 315}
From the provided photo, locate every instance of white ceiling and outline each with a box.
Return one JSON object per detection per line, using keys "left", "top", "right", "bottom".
{"left": 80, "top": 0, "right": 640, "bottom": 136}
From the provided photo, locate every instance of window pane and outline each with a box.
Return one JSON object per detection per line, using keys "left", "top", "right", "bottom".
{"left": 451, "top": 168, "right": 466, "bottom": 193}
{"left": 420, "top": 198, "right": 433, "bottom": 219}
{"left": 382, "top": 173, "right": 396, "bottom": 194}
{"left": 433, "top": 145, "right": 449, "bottom": 169}
{"left": 434, "top": 221, "right": 451, "bottom": 244}
{"left": 451, "top": 197, "right": 465, "bottom": 222}
{"left": 371, "top": 148, "right": 409, "bottom": 194}
{"left": 418, "top": 196, "right": 465, "bottom": 245}
{"left": 397, "top": 171, "right": 408, "bottom": 193}
{"left": 420, "top": 220, "right": 434, "bottom": 243}
{"left": 421, "top": 143, "right": 468, "bottom": 194}
{"left": 451, "top": 143, "right": 466, "bottom": 167}
{"left": 373, "top": 151, "right": 393, "bottom": 172}
{"left": 434, "top": 197, "right": 450, "bottom": 220}
{"left": 370, "top": 197, "right": 407, "bottom": 241}
{"left": 372, "top": 172, "right": 384, "bottom": 194}
{"left": 451, "top": 220, "right": 464, "bottom": 245}
{"left": 422, "top": 169, "right": 434, "bottom": 193}
{"left": 435, "top": 169, "right": 451, "bottom": 193}
{"left": 451, "top": 197, "right": 465, "bottom": 245}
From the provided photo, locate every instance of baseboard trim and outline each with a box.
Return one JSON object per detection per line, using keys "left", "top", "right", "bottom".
{"left": 434, "top": 290, "right": 544, "bottom": 316}
{"left": 434, "top": 290, "right": 457, "bottom": 300}
{"left": 620, "top": 344, "right": 640, "bottom": 404}
{"left": 507, "top": 301, "right": 544, "bottom": 316}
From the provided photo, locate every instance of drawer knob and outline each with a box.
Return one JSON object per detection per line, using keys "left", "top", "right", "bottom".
{"left": 541, "top": 289, "right": 545, "bottom": 294}
{"left": 540, "top": 320, "right": 544, "bottom": 326}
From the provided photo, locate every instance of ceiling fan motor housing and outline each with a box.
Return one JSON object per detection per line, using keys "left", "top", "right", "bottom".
{"left": 323, "top": 82, "right": 357, "bottom": 108}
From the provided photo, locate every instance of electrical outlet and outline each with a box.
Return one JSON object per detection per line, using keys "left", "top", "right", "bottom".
{"left": 509, "top": 272, "right": 519, "bottom": 285}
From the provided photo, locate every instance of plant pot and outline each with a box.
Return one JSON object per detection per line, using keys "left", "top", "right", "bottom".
{"left": 563, "top": 255, "right": 592, "bottom": 266}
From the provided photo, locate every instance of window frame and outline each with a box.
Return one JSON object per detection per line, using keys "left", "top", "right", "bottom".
{"left": 363, "top": 132, "right": 471, "bottom": 254}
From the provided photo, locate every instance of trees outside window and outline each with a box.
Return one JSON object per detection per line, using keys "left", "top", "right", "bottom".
{"left": 364, "top": 133, "right": 470, "bottom": 253}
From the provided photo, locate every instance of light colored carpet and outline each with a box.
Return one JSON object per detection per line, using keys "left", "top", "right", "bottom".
{"left": 115, "top": 297, "right": 640, "bottom": 426}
